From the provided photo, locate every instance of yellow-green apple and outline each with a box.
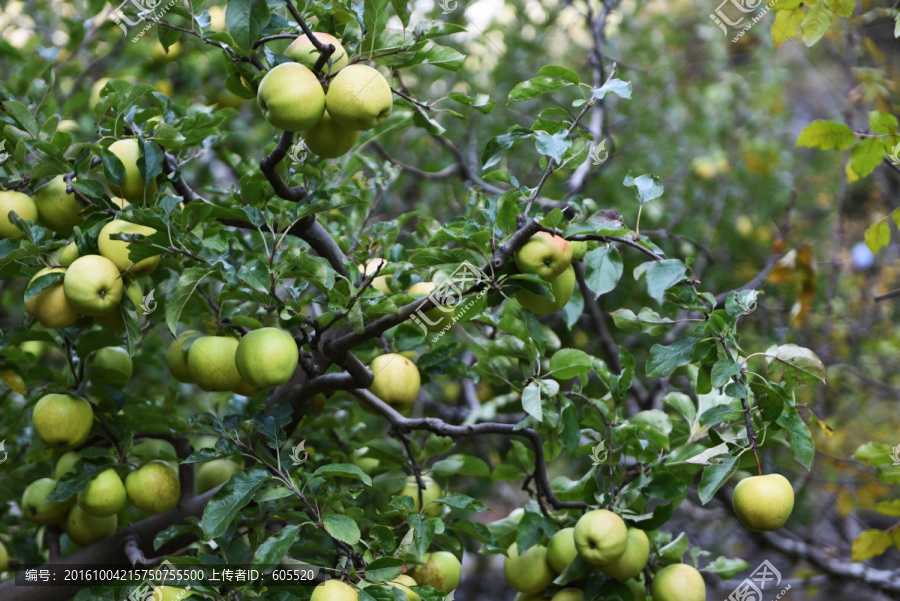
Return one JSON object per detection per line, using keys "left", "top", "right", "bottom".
{"left": 58, "top": 241, "right": 80, "bottom": 265}
{"left": 514, "top": 594, "right": 543, "bottom": 601}
{"left": 187, "top": 335, "right": 241, "bottom": 391}
{"left": 151, "top": 587, "right": 193, "bottom": 601}
{"left": 363, "top": 258, "right": 391, "bottom": 293}
{"left": 88, "top": 347, "right": 132, "bottom": 388}
{"left": 235, "top": 327, "right": 299, "bottom": 388}
{"left": 32, "top": 393, "right": 94, "bottom": 450}
{"left": 0, "top": 190, "right": 38, "bottom": 239}
{"left": 408, "top": 281, "right": 453, "bottom": 332}
{"left": 385, "top": 574, "right": 419, "bottom": 601}
{"left": 516, "top": 265, "right": 575, "bottom": 314}
{"left": 25, "top": 267, "right": 81, "bottom": 328}
{"left": 125, "top": 461, "right": 180, "bottom": 515}
{"left": 89, "top": 77, "right": 110, "bottom": 109}
{"left": 571, "top": 240, "right": 587, "bottom": 261}
{"left": 351, "top": 447, "right": 380, "bottom": 474}
{"left": 56, "top": 451, "right": 81, "bottom": 478}
{"left": 311, "top": 580, "right": 357, "bottom": 601}
{"left": 98, "top": 219, "right": 159, "bottom": 277}
{"left": 573, "top": 509, "right": 628, "bottom": 565}
{"left": 95, "top": 280, "right": 143, "bottom": 330}
{"left": 63, "top": 255, "right": 123, "bottom": 317}
{"left": 106, "top": 139, "right": 159, "bottom": 201}
{"left": 33, "top": 175, "right": 83, "bottom": 233}
{"left": 303, "top": 110, "right": 361, "bottom": 158}
{"left": 400, "top": 475, "right": 442, "bottom": 517}
{"left": 77, "top": 469, "right": 126, "bottom": 516}
{"left": 257, "top": 62, "right": 325, "bottom": 131}
{"left": 166, "top": 330, "right": 200, "bottom": 383}
{"left": 325, "top": 64, "right": 393, "bottom": 131}
{"left": 732, "top": 473, "right": 794, "bottom": 531}
{"left": 650, "top": 564, "right": 706, "bottom": 601}
{"left": 503, "top": 543, "right": 555, "bottom": 594}
{"left": 515, "top": 232, "right": 573, "bottom": 280}
{"left": 22, "top": 478, "right": 72, "bottom": 525}
{"left": 0, "top": 539, "right": 7, "bottom": 572}
{"left": 598, "top": 528, "right": 650, "bottom": 581}
{"left": 368, "top": 353, "right": 420, "bottom": 410}
{"left": 64, "top": 505, "right": 117, "bottom": 546}
{"left": 196, "top": 458, "right": 243, "bottom": 494}
{"left": 551, "top": 589, "right": 584, "bottom": 601}
{"left": 286, "top": 32, "right": 350, "bottom": 75}
{"left": 547, "top": 527, "right": 578, "bottom": 573}
{"left": 410, "top": 551, "right": 461, "bottom": 593}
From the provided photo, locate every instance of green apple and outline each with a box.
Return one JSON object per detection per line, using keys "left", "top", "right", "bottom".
{"left": 598, "top": 527, "right": 650, "bottom": 581}
{"left": 503, "top": 543, "right": 555, "bottom": 595}
{"left": 400, "top": 475, "right": 442, "bottom": 517}
{"left": 515, "top": 232, "right": 573, "bottom": 280}
{"left": 106, "top": 139, "right": 159, "bottom": 201}
{"left": 63, "top": 255, "right": 123, "bottom": 317}
{"left": 547, "top": 527, "right": 578, "bottom": 573}
{"left": 0, "top": 190, "right": 38, "bottom": 239}
{"left": 32, "top": 393, "right": 94, "bottom": 450}
{"left": 196, "top": 458, "right": 243, "bottom": 494}
{"left": 232, "top": 378, "right": 261, "bottom": 396}
{"left": 514, "top": 594, "right": 543, "bottom": 601}
{"left": 33, "top": 175, "right": 83, "bottom": 233}
{"left": 77, "top": 469, "right": 126, "bottom": 517}
{"left": 56, "top": 451, "right": 82, "bottom": 478}
{"left": 650, "top": 564, "right": 706, "bottom": 601}
{"left": 88, "top": 347, "right": 133, "bottom": 388}
{"left": 25, "top": 267, "right": 81, "bottom": 329}
{"left": 125, "top": 461, "right": 180, "bottom": 515}
{"left": 573, "top": 509, "right": 628, "bottom": 565}
{"left": 58, "top": 241, "right": 80, "bottom": 265}
{"left": 410, "top": 551, "right": 461, "bottom": 593}
{"left": 152, "top": 587, "right": 194, "bottom": 601}
{"left": 551, "top": 589, "right": 584, "bottom": 601}
{"left": 351, "top": 447, "right": 380, "bottom": 474}
{"left": 235, "top": 327, "right": 299, "bottom": 388}
{"left": 98, "top": 219, "right": 159, "bottom": 277}
{"left": 732, "top": 473, "right": 794, "bottom": 531}
{"left": 303, "top": 110, "right": 361, "bottom": 158}
{"left": 64, "top": 504, "right": 117, "bottom": 546}
{"left": 257, "top": 62, "right": 325, "bottom": 131}
{"left": 0, "top": 539, "right": 7, "bottom": 572}
{"left": 516, "top": 264, "right": 575, "bottom": 314}
{"left": 363, "top": 258, "right": 392, "bottom": 294}
{"left": 22, "top": 478, "right": 72, "bottom": 525}
{"left": 325, "top": 64, "right": 393, "bottom": 131}
{"left": 311, "top": 580, "right": 357, "bottom": 601}
{"left": 368, "top": 353, "right": 421, "bottom": 411}
{"left": 286, "top": 32, "right": 350, "bottom": 75}
{"left": 385, "top": 574, "right": 419, "bottom": 601}
{"left": 166, "top": 330, "right": 201, "bottom": 383}
{"left": 187, "top": 336, "right": 241, "bottom": 391}
{"left": 95, "top": 279, "right": 143, "bottom": 330}
{"left": 89, "top": 77, "right": 110, "bottom": 109}
{"left": 571, "top": 240, "right": 587, "bottom": 261}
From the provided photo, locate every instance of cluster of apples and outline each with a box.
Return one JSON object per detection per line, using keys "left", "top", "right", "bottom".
{"left": 257, "top": 33, "right": 392, "bottom": 158}
{"left": 514, "top": 232, "right": 587, "bottom": 315}
{"left": 310, "top": 550, "right": 461, "bottom": 601}
{"left": 503, "top": 509, "right": 703, "bottom": 601}
{"left": 20, "top": 448, "right": 179, "bottom": 548}
{"left": 165, "top": 327, "right": 300, "bottom": 395}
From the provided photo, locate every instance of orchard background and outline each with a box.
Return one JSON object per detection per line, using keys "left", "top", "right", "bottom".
{"left": 0, "top": 0, "right": 899, "bottom": 600}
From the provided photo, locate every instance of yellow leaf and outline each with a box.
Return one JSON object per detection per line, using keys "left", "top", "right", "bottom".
{"left": 845, "top": 162, "right": 859, "bottom": 183}
{"left": 772, "top": 7, "right": 805, "bottom": 47}
{"left": 875, "top": 500, "right": 900, "bottom": 516}
{"left": 892, "top": 529, "right": 900, "bottom": 550}
{"left": 852, "top": 529, "right": 893, "bottom": 562}
{"left": 865, "top": 221, "right": 891, "bottom": 255}
{"left": 0, "top": 369, "right": 25, "bottom": 395}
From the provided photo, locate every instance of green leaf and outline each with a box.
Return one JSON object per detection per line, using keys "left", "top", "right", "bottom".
{"left": 851, "top": 530, "right": 893, "bottom": 562}
{"left": 623, "top": 173, "right": 663, "bottom": 204}
{"left": 3, "top": 100, "right": 39, "bottom": 137}
{"left": 323, "top": 514, "right": 361, "bottom": 545}
{"left": 772, "top": 7, "right": 804, "bottom": 47}
{"left": 658, "top": 532, "right": 689, "bottom": 560}
{"left": 610, "top": 307, "right": 675, "bottom": 335}
{"left": 521, "top": 383, "right": 542, "bottom": 421}
{"left": 225, "top": 0, "right": 270, "bottom": 51}
{"left": 853, "top": 441, "right": 894, "bottom": 466}
{"left": 102, "top": 148, "right": 126, "bottom": 188}
{"left": 636, "top": 259, "right": 687, "bottom": 304}
{"left": 665, "top": 392, "right": 697, "bottom": 424}
{"left": 865, "top": 221, "right": 891, "bottom": 254}
{"left": 448, "top": 92, "right": 495, "bottom": 114}
{"left": 869, "top": 111, "right": 898, "bottom": 134}
{"left": 850, "top": 138, "right": 885, "bottom": 177}
{"left": 252, "top": 524, "right": 301, "bottom": 565}
{"left": 702, "top": 556, "right": 751, "bottom": 578}
{"left": 537, "top": 65, "right": 580, "bottom": 84}
{"left": 363, "top": 0, "right": 391, "bottom": 44}
{"left": 764, "top": 344, "right": 826, "bottom": 386}
{"left": 508, "top": 77, "right": 570, "bottom": 103}
{"left": 432, "top": 454, "right": 491, "bottom": 477}
{"left": 801, "top": 1, "right": 832, "bottom": 45}
{"left": 584, "top": 246, "right": 623, "bottom": 296}
{"left": 593, "top": 78, "right": 632, "bottom": 100}
{"left": 777, "top": 404, "right": 815, "bottom": 470}
{"left": 201, "top": 466, "right": 270, "bottom": 539}
{"left": 534, "top": 131, "right": 572, "bottom": 162}
{"left": 313, "top": 463, "right": 373, "bottom": 486}
{"left": 165, "top": 267, "right": 215, "bottom": 336}
{"left": 418, "top": 44, "right": 465, "bottom": 71}
{"left": 364, "top": 557, "right": 406, "bottom": 582}
{"left": 710, "top": 360, "right": 741, "bottom": 389}
{"left": 698, "top": 455, "right": 738, "bottom": 504}
{"left": 797, "top": 119, "right": 854, "bottom": 150}
{"left": 481, "top": 127, "right": 533, "bottom": 169}
{"left": 23, "top": 270, "right": 64, "bottom": 303}
{"left": 549, "top": 348, "right": 594, "bottom": 380}
{"left": 824, "top": 0, "right": 855, "bottom": 18}
{"left": 646, "top": 337, "right": 696, "bottom": 378}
